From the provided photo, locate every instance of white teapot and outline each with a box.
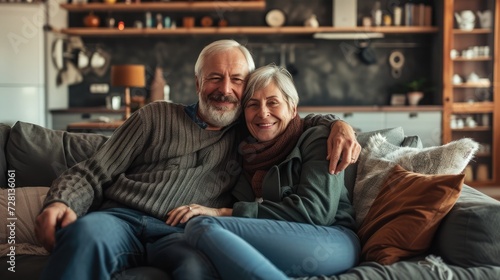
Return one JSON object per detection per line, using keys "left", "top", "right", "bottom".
{"left": 477, "top": 10, "right": 492, "bottom": 29}
{"left": 455, "top": 10, "right": 475, "bottom": 31}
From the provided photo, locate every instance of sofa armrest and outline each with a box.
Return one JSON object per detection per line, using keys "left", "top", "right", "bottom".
{"left": 431, "top": 185, "right": 500, "bottom": 267}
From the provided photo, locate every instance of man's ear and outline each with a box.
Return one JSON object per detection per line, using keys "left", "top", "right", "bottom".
{"left": 292, "top": 106, "right": 297, "bottom": 117}
{"left": 195, "top": 76, "right": 200, "bottom": 93}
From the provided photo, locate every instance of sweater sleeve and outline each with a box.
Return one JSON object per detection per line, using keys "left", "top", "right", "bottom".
{"left": 302, "top": 113, "right": 340, "bottom": 130}
{"left": 43, "top": 109, "right": 148, "bottom": 217}
{"left": 232, "top": 127, "right": 345, "bottom": 226}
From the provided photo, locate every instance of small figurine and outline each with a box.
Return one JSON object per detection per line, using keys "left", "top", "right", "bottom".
{"left": 304, "top": 14, "right": 319, "bottom": 28}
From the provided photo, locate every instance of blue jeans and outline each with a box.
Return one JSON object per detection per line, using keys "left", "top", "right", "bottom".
{"left": 185, "top": 216, "right": 360, "bottom": 280}
{"left": 40, "top": 207, "right": 219, "bottom": 280}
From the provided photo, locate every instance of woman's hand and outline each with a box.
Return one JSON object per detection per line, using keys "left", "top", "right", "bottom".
{"left": 166, "top": 204, "right": 232, "bottom": 226}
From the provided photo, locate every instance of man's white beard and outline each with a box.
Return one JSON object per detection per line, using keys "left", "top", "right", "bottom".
{"left": 198, "top": 94, "right": 241, "bottom": 128}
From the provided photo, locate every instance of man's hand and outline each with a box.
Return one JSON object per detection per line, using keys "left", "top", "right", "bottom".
{"left": 326, "top": 121, "right": 361, "bottom": 175}
{"left": 166, "top": 204, "right": 232, "bottom": 226}
{"left": 35, "top": 202, "right": 77, "bottom": 252}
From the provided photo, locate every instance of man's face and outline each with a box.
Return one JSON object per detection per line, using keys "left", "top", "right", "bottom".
{"left": 196, "top": 49, "right": 249, "bottom": 130}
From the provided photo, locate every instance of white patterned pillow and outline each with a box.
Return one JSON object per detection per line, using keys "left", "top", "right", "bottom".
{"left": 353, "top": 134, "right": 478, "bottom": 227}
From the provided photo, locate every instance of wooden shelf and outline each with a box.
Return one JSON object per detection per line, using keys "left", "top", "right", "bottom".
{"left": 453, "top": 28, "right": 493, "bottom": 34}
{"left": 50, "top": 106, "right": 125, "bottom": 114}
{"left": 451, "top": 126, "right": 491, "bottom": 132}
{"left": 452, "top": 82, "right": 491, "bottom": 88}
{"left": 452, "top": 102, "right": 495, "bottom": 113}
{"left": 60, "top": 1, "right": 266, "bottom": 12}
{"left": 453, "top": 56, "right": 492, "bottom": 61}
{"left": 59, "top": 26, "right": 439, "bottom": 37}
{"left": 298, "top": 105, "right": 442, "bottom": 113}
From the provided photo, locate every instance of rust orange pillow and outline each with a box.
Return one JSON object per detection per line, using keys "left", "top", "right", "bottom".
{"left": 357, "top": 164, "right": 464, "bottom": 265}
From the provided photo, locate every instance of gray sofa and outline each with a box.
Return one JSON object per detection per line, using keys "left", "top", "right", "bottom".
{"left": 1, "top": 121, "right": 499, "bottom": 280}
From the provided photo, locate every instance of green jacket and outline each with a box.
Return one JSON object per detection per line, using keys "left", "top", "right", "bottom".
{"left": 232, "top": 126, "right": 356, "bottom": 230}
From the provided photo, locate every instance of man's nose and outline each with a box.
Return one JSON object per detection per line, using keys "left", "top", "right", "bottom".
{"left": 219, "top": 78, "right": 232, "bottom": 94}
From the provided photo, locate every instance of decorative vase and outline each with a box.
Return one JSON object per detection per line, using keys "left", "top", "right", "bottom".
{"left": 406, "top": 91, "right": 424, "bottom": 106}
{"left": 83, "top": 12, "right": 100, "bottom": 28}
{"left": 150, "top": 67, "right": 166, "bottom": 102}
{"left": 407, "top": 91, "right": 423, "bottom": 106}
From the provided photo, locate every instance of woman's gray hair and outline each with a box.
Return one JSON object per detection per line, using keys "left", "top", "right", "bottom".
{"left": 242, "top": 64, "right": 299, "bottom": 110}
{"left": 194, "top": 39, "right": 255, "bottom": 79}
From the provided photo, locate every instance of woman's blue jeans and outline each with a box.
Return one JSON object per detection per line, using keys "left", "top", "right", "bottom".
{"left": 185, "top": 216, "right": 360, "bottom": 280}
{"left": 39, "top": 207, "right": 219, "bottom": 280}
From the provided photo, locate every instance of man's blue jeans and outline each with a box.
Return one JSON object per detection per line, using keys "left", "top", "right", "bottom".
{"left": 40, "top": 207, "right": 219, "bottom": 280}
{"left": 185, "top": 216, "right": 360, "bottom": 280}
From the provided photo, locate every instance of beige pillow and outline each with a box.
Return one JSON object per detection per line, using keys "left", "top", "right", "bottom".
{"left": 0, "top": 187, "right": 49, "bottom": 256}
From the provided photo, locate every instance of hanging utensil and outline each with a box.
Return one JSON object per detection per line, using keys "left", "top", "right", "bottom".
{"left": 358, "top": 40, "right": 377, "bottom": 65}
{"left": 280, "top": 44, "right": 287, "bottom": 68}
{"left": 287, "top": 44, "right": 298, "bottom": 76}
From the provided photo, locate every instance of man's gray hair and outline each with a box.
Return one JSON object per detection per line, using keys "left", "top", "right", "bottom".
{"left": 194, "top": 39, "right": 255, "bottom": 78}
{"left": 242, "top": 64, "right": 299, "bottom": 111}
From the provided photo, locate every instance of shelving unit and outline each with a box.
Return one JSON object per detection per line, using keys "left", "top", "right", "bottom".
{"left": 442, "top": 0, "right": 500, "bottom": 187}
{"left": 58, "top": 26, "right": 439, "bottom": 37}
{"left": 58, "top": 2, "right": 438, "bottom": 37}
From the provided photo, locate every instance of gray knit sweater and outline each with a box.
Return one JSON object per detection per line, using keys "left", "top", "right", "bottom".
{"left": 44, "top": 102, "right": 240, "bottom": 220}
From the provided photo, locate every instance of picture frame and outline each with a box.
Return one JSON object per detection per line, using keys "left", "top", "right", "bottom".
{"left": 390, "top": 93, "right": 406, "bottom": 106}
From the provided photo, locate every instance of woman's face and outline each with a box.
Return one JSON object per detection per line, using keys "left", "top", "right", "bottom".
{"left": 244, "top": 82, "right": 297, "bottom": 142}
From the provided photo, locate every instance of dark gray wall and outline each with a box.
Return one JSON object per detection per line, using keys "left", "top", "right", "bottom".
{"left": 68, "top": 0, "right": 441, "bottom": 107}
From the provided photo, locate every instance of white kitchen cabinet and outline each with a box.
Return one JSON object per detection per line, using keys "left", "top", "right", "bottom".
{"left": 299, "top": 108, "right": 442, "bottom": 147}
{"left": 0, "top": 3, "right": 45, "bottom": 127}
{"left": 299, "top": 111, "right": 385, "bottom": 133}
{"left": 334, "top": 112, "right": 386, "bottom": 134}
{"left": 0, "top": 86, "right": 45, "bottom": 127}
{"left": 385, "top": 111, "right": 442, "bottom": 147}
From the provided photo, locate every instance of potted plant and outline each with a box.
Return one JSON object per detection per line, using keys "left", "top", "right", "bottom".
{"left": 406, "top": 78, "right": 427, "bottom": 106}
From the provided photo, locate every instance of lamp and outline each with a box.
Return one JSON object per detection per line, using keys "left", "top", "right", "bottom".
{"left": 111, "top": 64, "right": 145, "bottom": 119}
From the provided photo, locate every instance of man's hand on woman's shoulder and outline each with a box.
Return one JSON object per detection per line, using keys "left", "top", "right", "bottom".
{"left": 327, "top": 120, "right": 361, "bottom": 175}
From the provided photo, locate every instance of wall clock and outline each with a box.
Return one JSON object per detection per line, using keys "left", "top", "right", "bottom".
{"left": 265, "top": 9, "right": 286, "bottom": 27}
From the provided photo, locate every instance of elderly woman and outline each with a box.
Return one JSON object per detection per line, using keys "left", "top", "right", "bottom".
{"left": 167, "top": 65, "right": 360, "bottom": 279}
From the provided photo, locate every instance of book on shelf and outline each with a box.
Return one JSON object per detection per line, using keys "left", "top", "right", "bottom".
{"left": 404, "top": 3, "right": 432, "bottom": 26}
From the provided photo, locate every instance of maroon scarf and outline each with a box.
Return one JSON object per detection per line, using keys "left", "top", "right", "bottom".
{"left": 240, "top": 115, "right": 304, "bottom": 197}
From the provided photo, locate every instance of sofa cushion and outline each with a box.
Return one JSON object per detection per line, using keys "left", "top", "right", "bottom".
{"left": 0, "top": 124, "right": 11, "bottom": 188}
{"left": 353, "top": 134, "right": 478, "bottom": 227}
{"left": 0, "top": 186, "right": 49, "bottom": 256}
{"left": 292, "top": 255, "right": 500, "bottom": 280}
{"left": 0, "top": 255, "right": 172, "bottom": 280}
{"left": 358, "top": 164, "right": 464, "bottom": 264}
{"left": 432, "top": 185, "right": 500, "bottom": 267}
{"left": 5, "top": 121, "right": 108, "bottom": 187}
